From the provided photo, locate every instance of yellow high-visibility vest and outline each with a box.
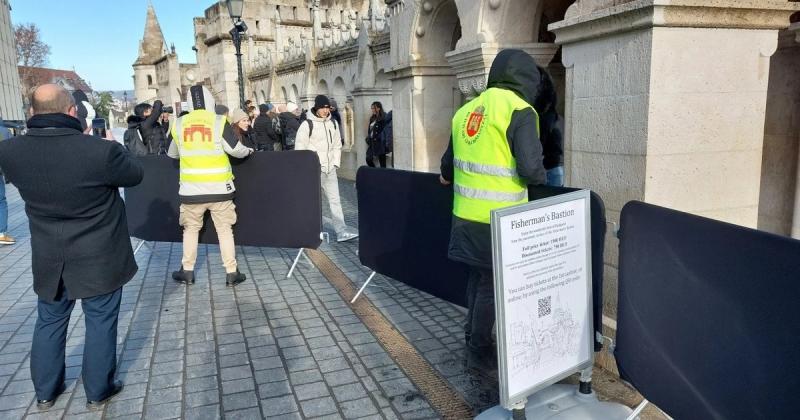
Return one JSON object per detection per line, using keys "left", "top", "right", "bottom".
{"left": 171, "top": 109, "right": 233, "bottom": 184}
{"left": 451, "top": 87, "right": 540, "bottom": 224}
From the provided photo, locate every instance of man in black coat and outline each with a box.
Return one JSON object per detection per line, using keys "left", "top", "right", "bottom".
{"left": 252, "top": 103, "right": 280, "bottom": 151}
{"left": 0, "top": 84, "right": 143, "bottom": 410}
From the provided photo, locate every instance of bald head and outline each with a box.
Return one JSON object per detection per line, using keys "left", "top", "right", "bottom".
{"left": 30, "top": 84, "right": 76, "bottom": 116}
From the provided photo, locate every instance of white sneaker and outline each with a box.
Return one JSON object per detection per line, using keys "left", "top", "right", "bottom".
{"left": 337, "top": 232, "right": 359, "bottom": 243}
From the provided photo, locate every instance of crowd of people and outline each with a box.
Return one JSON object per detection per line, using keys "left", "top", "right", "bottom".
{"left": 0, "top": 46, "right": 565, "bottom": 410}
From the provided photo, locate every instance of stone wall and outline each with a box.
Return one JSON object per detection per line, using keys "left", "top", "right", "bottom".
{"left": 0, "top": 0, "right": 24, "bottom": 120}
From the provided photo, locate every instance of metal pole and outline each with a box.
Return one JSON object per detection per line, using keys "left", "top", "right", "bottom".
{"left": 232, "top": 26, "right": 246, "bottom": 110}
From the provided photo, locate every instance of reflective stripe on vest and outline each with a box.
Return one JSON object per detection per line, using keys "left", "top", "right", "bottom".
{"left": 173, "top": 110, "right": 233, "bottom": 184}
{"left": 451, "top": 87, "right": 539, "bottom": 224}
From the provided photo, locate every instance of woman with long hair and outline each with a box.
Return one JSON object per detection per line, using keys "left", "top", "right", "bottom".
{"left": 230, "top": 108, "right": 255, "bottom": 149}
{"left": 366, "top": 101, "right": 387, "bottom": 167}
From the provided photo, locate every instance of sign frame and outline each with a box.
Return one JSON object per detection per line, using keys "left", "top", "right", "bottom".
{"left": 491, "top": 189, "right": 594, "bottom": 409}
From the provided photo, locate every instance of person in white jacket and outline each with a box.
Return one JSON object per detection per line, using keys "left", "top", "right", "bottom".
{"left": 295, "top": 95, "right": 359, "bottom": 242}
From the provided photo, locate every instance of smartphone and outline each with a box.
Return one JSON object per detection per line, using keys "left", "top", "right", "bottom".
{"left": 91, "top": 118, "right": 107, "bottom": 138}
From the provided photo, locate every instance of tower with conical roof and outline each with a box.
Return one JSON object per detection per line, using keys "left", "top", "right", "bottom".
{"left": 132, "top": 2, "right": 168, "bottom": 103}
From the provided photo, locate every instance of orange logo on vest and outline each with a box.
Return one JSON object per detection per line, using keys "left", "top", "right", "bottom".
{"left": 183, "top": 124, "right": 212, "bottom": 143}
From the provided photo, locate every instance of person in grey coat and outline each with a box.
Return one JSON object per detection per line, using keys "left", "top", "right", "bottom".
{"left": 0, "top": 84, "right": 143, "bottom": 410}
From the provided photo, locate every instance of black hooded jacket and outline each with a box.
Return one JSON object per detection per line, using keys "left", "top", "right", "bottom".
{"left": 534, "top": 67, "right": 564, "bottom": 170}
{"left": 440, "top": 49, "right": 547, "bottom": 268}
{"left": 138, "top": 100, "right": 165, "bottom": 154}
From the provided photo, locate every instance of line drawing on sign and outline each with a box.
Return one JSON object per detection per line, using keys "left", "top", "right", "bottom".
{"left": 508, "top": 293, "right": 581, "bottom": 374}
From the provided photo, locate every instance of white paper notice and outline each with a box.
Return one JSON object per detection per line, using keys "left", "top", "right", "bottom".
{"left": 497, "top": 197, "right": 591, "bottom": 400}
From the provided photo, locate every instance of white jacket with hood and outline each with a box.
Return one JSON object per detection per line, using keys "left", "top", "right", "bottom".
{"left": 295, "top": 109, "right": 342, "bottom": 173}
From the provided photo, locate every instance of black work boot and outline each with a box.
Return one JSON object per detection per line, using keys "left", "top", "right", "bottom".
{"left": 226, "top": 270, "right": 246, "bottom": 287}
{"left": 172, "top": 268, "right": 194, "bottom": 285}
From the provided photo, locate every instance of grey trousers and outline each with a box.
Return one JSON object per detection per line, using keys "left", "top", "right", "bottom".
{"left": 321, "top": 169, "right": 348, "bottom": 235}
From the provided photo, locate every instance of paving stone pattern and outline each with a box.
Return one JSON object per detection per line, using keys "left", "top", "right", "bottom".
{"left": 0, "top": 179, "right": 495, "bottom": 419}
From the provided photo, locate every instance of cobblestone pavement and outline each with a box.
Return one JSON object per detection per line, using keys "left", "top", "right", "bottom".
{"left": 0, "top": 179, "right": 501, "bottom": 420}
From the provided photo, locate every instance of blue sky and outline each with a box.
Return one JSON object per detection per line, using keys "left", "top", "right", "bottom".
{"left": 9, "top": 0, "right": 211, "bottom": 91}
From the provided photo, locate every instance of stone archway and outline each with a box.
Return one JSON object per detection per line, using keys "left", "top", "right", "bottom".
{"left": 390, "top": 0, "right": 462, "bottom": 172}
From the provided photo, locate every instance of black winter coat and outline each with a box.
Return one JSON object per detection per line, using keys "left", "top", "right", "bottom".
{"left": 252, "top": 113, "right": 280, "bottom": 150}
{"left": 367, "top": 117, "right": 387, "bottom": 157}
{"left": 278, "top": 112, "right": 301, "bottom": 147}
{"left": 0, "top": 113, "right": 144, "bottom": 301}
{"left": 139, "top": 100, "right": 165, "bottom": 154}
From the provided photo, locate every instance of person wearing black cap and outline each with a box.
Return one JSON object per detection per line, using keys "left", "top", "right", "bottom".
{"left": 296, "top": 95, "right": 358, "bottom": 242}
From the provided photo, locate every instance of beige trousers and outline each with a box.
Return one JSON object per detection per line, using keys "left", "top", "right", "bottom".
{"left": 179, "top": 200, "right": 238, "bottom": 273}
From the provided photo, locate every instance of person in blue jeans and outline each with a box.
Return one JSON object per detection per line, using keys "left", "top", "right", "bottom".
{"left": 0, "top": 119, "right": 15, "bottom": 245}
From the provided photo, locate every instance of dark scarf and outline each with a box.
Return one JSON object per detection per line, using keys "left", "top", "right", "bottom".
{"left": 26, "top": 113, "right": 84, "bottom": 132}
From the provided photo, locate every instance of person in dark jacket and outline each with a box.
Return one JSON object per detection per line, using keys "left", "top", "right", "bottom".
{"left": 366, "top": 101, "right": 388, "bottom": 167}
{"left": 440, "top": 49, "right": 546, "bottom": 375}
{"left": 0, "top": 84, "right": 143, "bottom": 409}
{"left": 330, "top": 99, "right": 346, "bottom": 146}
{"left": 123, "top": 114, "right": 148, "bottom": 156}
{"left": 278, "top": 102, "right": 302, "bottom": 150}
{"left": 534, "top": 66, "right": 565, "bottom": 186}
{"left": 134, "top": 100, "right": 165, "bottom": 154}
{"left": 252, "top": 103, "right": 280, "bottom": 151}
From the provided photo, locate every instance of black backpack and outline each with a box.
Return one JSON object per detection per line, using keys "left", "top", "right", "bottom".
{"left": 123, "top": 127, "right": 148, "bottom": 157}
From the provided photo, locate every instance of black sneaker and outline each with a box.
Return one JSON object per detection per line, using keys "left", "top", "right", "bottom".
{"left": 226, "top": 270, "right": 246, "bottom": 287}
{"left": 86, "top": 380, "right": 124, "bottom": 410}
{"left": 172, "top": 269, "right": 194, "bottom": 285}
{"left": 36, "top": 383, "right": 66, "bottom": 410}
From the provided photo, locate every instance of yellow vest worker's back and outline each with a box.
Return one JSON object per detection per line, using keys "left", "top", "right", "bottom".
{"left": 171, "top": 109, "right": 234, "bottom": 198}
{"left": 451, "top": 87, "right": 540, "bottom": 224}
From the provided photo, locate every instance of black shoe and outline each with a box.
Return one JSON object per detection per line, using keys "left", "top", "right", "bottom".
{"left": 466, "top": 348, "right": 498, "bottom": 379}
{"left": 172, "top": 268, "right": 194, "bottom": 285}
{"left": 86, "top": 380, "right": 124, "bottom": 410}
{"left": 36, "top": 383, "right": 66, "bottom": 410}
{"left": 226, "top": 270, "right": 246, "bottom": 287}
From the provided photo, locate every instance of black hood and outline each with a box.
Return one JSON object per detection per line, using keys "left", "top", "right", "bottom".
{"left": 127, "top": 114, "right": 144, "bottom": 128}
{"left": 487, "top": 49, "right": 541, "bottom": 106}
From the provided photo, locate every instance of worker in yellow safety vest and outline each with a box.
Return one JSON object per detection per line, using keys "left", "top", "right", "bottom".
{"left": 167, "top": 85, "right": 254, "bottom": 287}
{"left": 439, "top": 49, "right": 547, "bottom": 375}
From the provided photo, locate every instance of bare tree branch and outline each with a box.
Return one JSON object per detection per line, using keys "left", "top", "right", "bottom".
{"left": 14, "top": 23, "right": 51, "bottom": 92}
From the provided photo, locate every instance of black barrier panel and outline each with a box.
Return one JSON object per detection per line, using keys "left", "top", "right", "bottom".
{"left": 356, "top": 167, "right": 470, "bottom": 307}
{"left": 125, "top": 152, "right": 322, "bottom": 249}
{"left": 357, "top": 167, "right": 607, "bottom": 347}
{"left": 529, "top": 186, "right": 607, "bottom": 351}
{"left": 616, "top": 201, "right": 800, "bottom": 419}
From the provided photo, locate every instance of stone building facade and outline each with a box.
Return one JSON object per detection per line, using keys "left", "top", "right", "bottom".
{"left": 0, "top": 0, "right": 23, "bottom": 121}
{"left": 134, "top": 0, "right": 800, "bottom": 372}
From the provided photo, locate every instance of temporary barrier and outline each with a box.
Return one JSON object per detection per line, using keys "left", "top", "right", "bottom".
{"left": 617, "top": 201, "right": 800, "bottom": 419}
{"left": 125, "top": 152, "right": 322, "bottom": 250}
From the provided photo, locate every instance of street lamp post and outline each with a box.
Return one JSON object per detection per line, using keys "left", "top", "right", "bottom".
{"left": 226, "top": 0, "right": 247, "bottom": 110}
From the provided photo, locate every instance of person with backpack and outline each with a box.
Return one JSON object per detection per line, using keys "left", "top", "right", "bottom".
{"left": 366, "top": 101, "right": 388, "bottom": 167}
{"left": 278, "top": 102, "right": 302, "bottom": 150}
{"left": 133, "top": 101, "right": 166, "bottom": 155}
{"left": 123, "top": 114, "right": 148, "bottom": 157}
{"left": 252, "top": 103, "right": 281, "bottom": 151}
{"left": 295, "top": 95, "right": 358, "bottom": 242}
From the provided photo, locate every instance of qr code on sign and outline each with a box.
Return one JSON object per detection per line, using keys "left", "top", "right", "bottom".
{"left": 538, "top": 296, "right": 552, "bottom": 318}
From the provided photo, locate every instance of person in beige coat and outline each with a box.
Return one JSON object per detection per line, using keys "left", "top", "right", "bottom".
{"left": 295, "top": 95, "right": 358, "bottom": 242}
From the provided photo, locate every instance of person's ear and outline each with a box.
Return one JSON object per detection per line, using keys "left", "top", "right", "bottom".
{"left": 67, "top": 105, "right": 77, "bottom": 117}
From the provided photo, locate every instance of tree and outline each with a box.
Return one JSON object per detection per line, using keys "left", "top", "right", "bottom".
{"left": 91, "top": 92, "right": 114, "bottom": 120}
{"left": 14, "top": 23, "right": 51, "bottom": 92}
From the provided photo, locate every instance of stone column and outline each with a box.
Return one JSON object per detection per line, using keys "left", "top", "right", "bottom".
{"left": 550, "top": 0, "right": 798, "bottom": 371}
{"left": 789, "top": 22, "right": 800, "bottom": 240}
{"left": 445, "top": 43, "right": 559, "bottom": 100}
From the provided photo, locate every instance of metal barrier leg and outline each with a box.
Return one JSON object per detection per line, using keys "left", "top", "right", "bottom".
{"left": 133, "top": 240, "right": 148, "bottom": 256}
{"left": 287, "top": 248, "right": 305, "bottom": 279}
{"left": 625, "top": 399, "right": 649, "bottom": 420}
{"left": 351, "top": 271, "right": 376, "bottom": 303}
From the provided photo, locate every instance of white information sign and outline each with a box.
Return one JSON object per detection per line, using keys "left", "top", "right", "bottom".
{"left": 491, "top": 190, "right": 593, "bottom": 408}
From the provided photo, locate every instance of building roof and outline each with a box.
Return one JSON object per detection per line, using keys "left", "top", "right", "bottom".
{"left": 18, "top": 66, "right": 92, "bottom": 93}
{"left": 135, "top": 3, "right": 169, "bottom": 66}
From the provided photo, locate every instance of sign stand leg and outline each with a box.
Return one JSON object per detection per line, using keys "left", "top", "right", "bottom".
{"left": 511, "top": 402, "right": 527, "bottom": 420}
{"left": 287, "top": 248, "right": 306, "bottom": 278}
{"left": 626, "top": 399, "right": 649, "bottom": 420}
{"left": 579, "top": 366, "right": 593, "bottom": 394}
{"left": 350, "top": 271, "right": 376, "bottom": 303}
